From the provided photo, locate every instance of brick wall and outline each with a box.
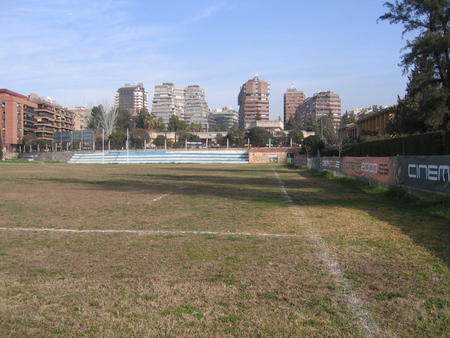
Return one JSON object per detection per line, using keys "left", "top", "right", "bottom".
{"left": 248, "top": 147, "right": 298, "bottom": 164}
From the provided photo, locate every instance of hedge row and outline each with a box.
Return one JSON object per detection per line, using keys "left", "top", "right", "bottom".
{"left": 342, "top": 131, "right": 450, "bottom": 156}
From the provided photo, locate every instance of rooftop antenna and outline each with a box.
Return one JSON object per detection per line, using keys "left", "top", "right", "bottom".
{"left": 254, "top": 72, "right": 259, "bottom": 79}
{"left": 290, "top": 82, "right": 296, "bottom": 89}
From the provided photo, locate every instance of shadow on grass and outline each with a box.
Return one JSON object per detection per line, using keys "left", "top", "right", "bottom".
{"left": 295, "top": 168, "right": 450, "bottom": 268}
{"left": 31, "top": 164, "right": 449, "bottom": 267}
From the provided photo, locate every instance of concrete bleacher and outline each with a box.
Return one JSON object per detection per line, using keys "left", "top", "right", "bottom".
{"left": 68, "top": 150, "right": 249, "bottom": 164}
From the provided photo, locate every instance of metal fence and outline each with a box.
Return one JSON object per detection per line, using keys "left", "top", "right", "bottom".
{"left": 342, "top": 131, "right": 450, "bottom": 157}
{"left": 53, "top": 130, "right": 95, "bottom": 144}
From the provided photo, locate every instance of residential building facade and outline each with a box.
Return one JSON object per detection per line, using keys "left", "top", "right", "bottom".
{"left": 0, "top": 89, "right": 37, "bottom": 151}
{"left": 184, "top": 85, "right": 210, "bottom": 130}
{"left": 72, "top": 106, "right": 90, "bottom": 130}
{"left": 339, "top": 105, "right": 391, "bottom": 140}
{"left": 151, "top": 83, "right": 213, "bottom": 130}
{"left": 297, "top": 91, "right": 341, "bottom": 131}
{"left": 210, "top": 107, "right": 239, "bottom": 131}
{"left": 151, "top": 83, "right": 186, "bottom": 125}
{"left": 238, "top": 74, "right": 270, "bottom": 129}
{"left": 283, "top": 85, "right": 305, "bottom": 128}
{"left": 28, "top": 94, "right": 75, "bottom": 141}
{"left": 115, "top": 83, "right": 148, "bottom": 115}
{"left": 0, "top": 89, "right": 75, "bottom": 150}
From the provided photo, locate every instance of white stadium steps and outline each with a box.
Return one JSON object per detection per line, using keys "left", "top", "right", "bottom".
{"left": 68, "top": 150, "right": 249, "bottom": 164}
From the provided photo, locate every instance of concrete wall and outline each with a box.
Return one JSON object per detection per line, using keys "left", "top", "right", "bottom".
{"left": 249, "top": 147, "right": 298, "bottom": 164}
{"left": 3, "top": 151, "right": 19, "bottom": 160}
{"left": 19, "top": 151, "right": 75, "bottom": 162}
{"left": 298, "top": 155, "right": 450, "bottom": 196}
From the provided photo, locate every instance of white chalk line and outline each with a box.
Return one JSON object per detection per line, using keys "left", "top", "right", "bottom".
{"left": 0, "top": 227, "right": 299, "bottom": 239}
{"left": 151, "top": 193, "right": 171, "bottom": 202}
{"left": 272, "top": 168, "right": 383, "bottom": 337}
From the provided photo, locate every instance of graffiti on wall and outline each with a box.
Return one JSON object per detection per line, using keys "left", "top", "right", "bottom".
{"left": 318, "top": 156, "right": 450, "bottom": 194}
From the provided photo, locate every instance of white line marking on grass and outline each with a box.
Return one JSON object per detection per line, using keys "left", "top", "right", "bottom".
{"left": 0, "top": 227, "right": 299, "bottom": 239}
{"left": 152, "top": 193, "right": 171, "bottom": 202}
{"left": 272, "top": 168, "right": 383, "bottom": 337}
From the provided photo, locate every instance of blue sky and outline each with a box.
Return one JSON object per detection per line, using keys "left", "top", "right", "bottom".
{"left": 1, "top": 0, "right": 406, "bottom": 119}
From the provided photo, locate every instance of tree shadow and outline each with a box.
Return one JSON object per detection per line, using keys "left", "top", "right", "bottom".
{"left": 289, "top": 168, "right": 450, "bottom": 268}
{"left": 32, "top": 165, "right": 449, "bottom": 267}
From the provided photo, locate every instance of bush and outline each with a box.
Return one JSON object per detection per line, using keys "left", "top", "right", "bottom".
{"left": 153, "top": 135, "right": 167, "bottom": 147}
{"left": 247, "top": 127, "right": 271, "bottom": 147}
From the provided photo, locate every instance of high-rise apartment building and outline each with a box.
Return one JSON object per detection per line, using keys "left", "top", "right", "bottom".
{"left": 115, "top": 83, "right": 148, "bottom": 115}
{"left": 184, "top": 85, "right": 210, "bottom": 130}
{"left": 238, "top": 74, "right": 270, "bottom": 129}
{"left": 283, "top": 85, "right": 305, "bottom": 128}
{"left": 210, "top": 107, "right": 239, "bottom": 131}
{"left": 0, "top": 89, "right": 37, "bottom": 151}
{"left": 151, "top": 83, "right": 186, "bottom": 125}
{"left": 151, "top": 83, "right": 212, "bottom": 130}
{"left": 297, "top": 91, "right": 342, "bottom": 131}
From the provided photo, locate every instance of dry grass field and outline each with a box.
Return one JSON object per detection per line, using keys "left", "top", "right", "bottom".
{"left": 0, "top": 162, "right": 448, "bottom": 337}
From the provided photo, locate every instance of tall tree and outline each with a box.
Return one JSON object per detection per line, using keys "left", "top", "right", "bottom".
{"left": 317, "top": 115, "right": 337, "bottom": 145}
{"left": 88, "top": 105, "right": 105, "bottom": 132}
{"left": 302, "top": 135, "right": 325, "bottom": 157}
{"left": 288, "top": 129, "right": 304, "bottom": 145}
{"left": 188, "top": 123, "right": 203, "bottom": 132}
{"left": 247, "top": 127, "right": 271, "bottom": 147}
{"left": 167, "top": 115, "right": 187, "bottom": 132}
{"left": 226, "top": 129, "right": 246, "bottom": 147}
{"left": 379, "top": 0, "right": 450, "bottom": 132}
{"left": 114, "top": 109, "right": 132, "bottom": 132}
{"left": 88, "top": 105, "right": 118, "bottom": 137}
{"left": 134, "top": 108, "right": 152, "bottom": 129}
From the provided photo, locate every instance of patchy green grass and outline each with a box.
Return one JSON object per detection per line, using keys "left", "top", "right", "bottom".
{"left": 308, "top": 168, "right": 450, "bottom": 222}
{"left": 0, "top": 163, "right": 448, "bottom": 336}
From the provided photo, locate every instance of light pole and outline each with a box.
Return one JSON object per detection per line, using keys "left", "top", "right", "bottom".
{"left": 206, "top": 122, "right": 209, "bottom": 149}
{"left": 102, "top": 128, "right": 105, "bottom": 164}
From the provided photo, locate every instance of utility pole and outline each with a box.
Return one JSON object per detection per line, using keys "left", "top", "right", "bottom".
{"left": 206, "top": 122, "right": 209, "bottom": 149}
{"left": 102, "top": 129, "right": 105, "bottom": 164}
{"left": 126, "top": 128, "right": 129, "bottom": 164}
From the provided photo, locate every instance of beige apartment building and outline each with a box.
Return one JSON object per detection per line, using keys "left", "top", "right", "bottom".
{"left": 297, "top": 91, "right": 341, "bottom": 131}
{"left": 28, "top": 94, "right": 76, "bottom": 141}
{"left": 238, "top": 74, "right": 270, "bottom": 129}
{"left": 72, "top": 106, "right": 91, "bottom": 130}
{"left": 283, "top": 85, "right": 305, "bottom": 128}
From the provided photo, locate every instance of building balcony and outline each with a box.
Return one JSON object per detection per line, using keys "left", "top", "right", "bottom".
{"left": 35, "top": 121, "right": 55, "bottom": 128}
{"left": 36, "top": 107, "right": 55, "bottom": 114}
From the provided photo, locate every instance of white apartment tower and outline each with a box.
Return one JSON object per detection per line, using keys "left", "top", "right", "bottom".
{"left": 151, "top": 83, "right": 211, "bottom": 129}
{"left": 184, "top": 85, "right": 210, "bottom": 130}
{"left": 151, "top": 83, "right": 186, "bottom": 125}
